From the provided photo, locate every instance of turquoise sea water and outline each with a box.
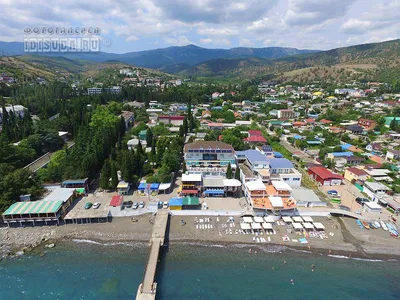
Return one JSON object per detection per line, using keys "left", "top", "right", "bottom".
{"left": 1, "top": 241, "right": 400, "bottom": 300}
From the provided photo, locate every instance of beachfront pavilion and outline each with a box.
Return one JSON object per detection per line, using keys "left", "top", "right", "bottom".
{"left": 302, "top": 216, "right": 314, "bottom": 223}
{"left": 3, "top": 201, "right": 64, "bottom": 226}
{"left": 243, "top": 216, "right": 253, "bottom": 223}
{"left": 313, "top": 222, "right": 326, "bottom": 231}
{"left": 240, "top": 222, "right": 251, "bottom": 233}
{"left": 303, "top": 223, "right": 314, "bottom": 231}
{"left": 264, "top": 216, "right": 276, "bottom": 223}
{"left": 251, "top": 222, "right": 262, "bottom": 232}
{"left": 137, "top": 182, "right": 147, "bottom": 195}
{"left": 292, "top": 216, "right": 303, "bottom": 223}
{"left": 282, "top": 216, "right": 293, "bottom": 223}
{"left": 150, "top": 183, "right": 160, "bottom": 196}
{"left": 182, "top": 196, "right": 201, "bottom": 210}
{"left": 253, "top": 216, "right": 264, "bottom": 223}
{"left": 262, "top": 222, "right": 273, "bottom": 232}
{"left": 292, "top": 222, "right": 303, "bottom": 231}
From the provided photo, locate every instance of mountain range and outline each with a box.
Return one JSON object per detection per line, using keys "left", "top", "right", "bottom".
{"left": 0, "top": 41, "right": 317, "bottom": 69}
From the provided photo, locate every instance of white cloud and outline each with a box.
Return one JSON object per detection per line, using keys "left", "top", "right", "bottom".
{"left": 239, "top": 38, "right": 254, "bottom": 46}
{"left": 164, "top": 35, "right": 192, "bottom": 46}
{"left": 200, "top": 38, "right": 213, "bottom": 44}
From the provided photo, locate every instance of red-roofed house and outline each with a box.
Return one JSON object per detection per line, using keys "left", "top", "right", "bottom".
{"left": 293, "top": 121, "right": 306, "bottom": 127}
{"left": 320, "top": 119, "right": 333, "bottom": 125}
{"left": 158, "top": 115, "right": 184, "bottom": 126}
{"left": 305, "top": 118, "right": 316, "bottom": 124}
{"left": 248, "top": 130, "right": 263, "bottom": 136}
{"left": 308, "top": 167, "right": 343, "bottom": 186}
{"left": 358, "top": 118, "right": 376, "bottom": 131}
{"left": 110, "top": 195, "right": 123, "bottom": 208}
{"left": 244, "top": 135, "right": 267, "bottom": 144}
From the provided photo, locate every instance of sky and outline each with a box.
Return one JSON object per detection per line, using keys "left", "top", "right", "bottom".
{"left": 0, "top": 0, "right": 399, "bottom": 53}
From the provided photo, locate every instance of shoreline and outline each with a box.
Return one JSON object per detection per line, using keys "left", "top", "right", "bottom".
{"left": 1, "top": 214, "right": 400, "bottom": 261}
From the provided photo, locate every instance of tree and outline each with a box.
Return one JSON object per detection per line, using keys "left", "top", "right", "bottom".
{"left": 226, "top": 163, "right": 232, "bottom": 179}
{"left": 182, "top": 117, "right": 188, "bottom": 135}
{"left": 234, "top": 167, "right": 241, "bottom": 180}
{"left": 110, "top": 161, "right": 119, "bottom": 189}
{"left": 146, "top": 128, "right": 153, "bottom": 147}
{"left": 99, "top": 159, "right": 111, "bottom": 189}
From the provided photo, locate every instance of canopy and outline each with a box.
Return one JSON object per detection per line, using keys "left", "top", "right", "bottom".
{"left": 150, "top": 183, "right": 160, "bottom": 190}
{"left": 75, "top": 188, "right": 85, "bottom": 194}
{"left": 302, "top": 216, "right": 314, "bottom": 223}
{"left": 264, "top": 216, "right": 275, "bottom": 223}
{"left": 282, "top": 216, "right": 293, "bottom": 223}
{"left": 117, "top": 181, "right": 129, "bottom": 189}
{"left": 240, "top": 223, "right": 251, "bottom": 230}
{"left": 110, "top": 195, "right": 123, "bottom": 207}
{"left": 262, "top": 222, "right": 273, "bottom": 230}
{"left": 243, "top": 217, "right": 253, "bottom": 223}
{"left": 169, "top": 197, "right": 183, "bottom": 206}
{"left": 138, "top": 182, "right": 147, "bottom": 190}
{"left": 182, "top": 196, "right": 200, "bottom": 206}
{"left": 181, "top": 189, "right": 199, "bottom": 195}
{"left": 313, "top": 222, "right": 325, "bottom": 230}
{"left": 292, "top": 223, "right": 303, "bottom": 230}
{"left": 253, "top": 216, "right": 264, "bottom": 223}
{"left": 204, "top": 190, "right": 224, "bottom": 195}
{"left": 303, "top": 222, "right": 314, "bottom": 229}
{"left": 293, "top": 216, "right": 303, "bottom": 222}
{"left": 251, "top": 223, "right": 262, "bottom": 230}
{"left": 269, "top": 196, "right": 284, "bottom": 208}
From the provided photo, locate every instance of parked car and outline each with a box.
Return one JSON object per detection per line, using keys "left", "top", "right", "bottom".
{"left": 158, "top": 201, "right": 163, "bottom": 209}
{"left": 124, "top": 201, "right": 133, "bottom": 208}
{"left": 355, "top": 197, "right": 370, "bottom": 205}
{"left": 163, "top": 201, "right": 169, "bottom": 209}
{"left": 339, "top": 205, "right": 350, "bottom": 211}
{"left": 84, "top": 202, "right": 93, "bottom": 209}
{"left": 139, "top": 201, "right": 145, "bottom": 208}
{"left": 132, "top": 202, "right": 139, "bottom": 210}
{"left": 327, "top": 190, "right": 340, "bottom": 197}
{"left": 92, "top": 202, "right": 101, "bottom": 209}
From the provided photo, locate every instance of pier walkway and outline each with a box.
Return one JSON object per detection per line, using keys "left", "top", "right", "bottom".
{"left": 136, "top": 210, "right": 169, "bottom": 300}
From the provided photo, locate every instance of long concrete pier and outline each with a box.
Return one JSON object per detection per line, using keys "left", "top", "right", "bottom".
{"left": 136, "top": 210, "right": 169, "bottom": 300}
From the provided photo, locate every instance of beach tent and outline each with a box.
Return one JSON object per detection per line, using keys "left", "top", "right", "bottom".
{"left": 262, "top": 222, "right": 273, "bottom": 230}
{"left": 293, "top": 216, "right": 303, "bottom": 223}
{"left": 251, "top": 223, "right": 262, "bottom": 230}
{"left": 253, "top": 216, "right": 264, "bottom": 223}
{"left": 292, "top": 223, "right": 303, "bottom": 230}
{"left": 302, "top": 216, "right": 314, "bottom": 223}
{"left": 240, "top": 223, "right": 251, "bottom": 230}
{"left": 243, "top": 216, "right": 253, "bottom": 223}
{"left": 313, "top": 222, "right": 325, "bottom": 230}
{"left": 264, "top": 216, "right": 275, "bottom": 223}
{"left": 282, "top": 216, "right": 293, "bottom": 223}
{"left": 303, "top": 223, "right": 314, "bottom": 230}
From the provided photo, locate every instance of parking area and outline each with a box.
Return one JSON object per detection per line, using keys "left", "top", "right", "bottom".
{"left": 320, "top": 181, "right": 364, "bottom": 212}
{"left": 203, "top": 197, "right": 246, "bottom": 211}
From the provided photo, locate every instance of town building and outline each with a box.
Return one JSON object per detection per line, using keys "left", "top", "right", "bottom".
{"left": 183, "top": 141, "right": 236, "bottom": 177}
{"left": 87, "top": 86, "right": 122, "bottom": 95}
{"left": 358, "top": 118, "right": 376, "bottom": 131}
{"left": 0, "top": 105, "right": 26, "bottom": 123}
{"left": 277, "top": 109, "right": 296, "bottom": 119}
{"left": 158, "top": 115, "right": 185, "bottom": 126}
{"left": 344, "top": 167, "right": 368, "bottom": 183}
{"left": 386, "top": 150, "right": 400, "bottom": 161}
{"left": 363, "top": 181, "right": 391, "bottom": 200}
{"left": 308, "top": 167, "right": 343, "bottom": 186}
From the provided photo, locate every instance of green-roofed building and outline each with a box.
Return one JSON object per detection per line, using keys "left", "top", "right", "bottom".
{"left": 385, "top": 117, "right": 400, "bottom": 127}
{"left": 3, "top": 200, "right": 65, "bottom": 226}
{"left": 182, "top": 196, "right": 201, "bottom": 209}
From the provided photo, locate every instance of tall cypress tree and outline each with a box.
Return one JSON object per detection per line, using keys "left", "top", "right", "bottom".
{"left": 110, "top": 161, "right": 119, "bottom": 189}
{"left": 146, "top": 128, "right": 153, "bottom": 147}
{"left": 100, "top": 159, "right": 111, "bottom": 189}
{"left": 226, "top": 163, "right": 232, "bottom": 179}
{"left": 234, "top": 168, "right": 241, "bottom": 181}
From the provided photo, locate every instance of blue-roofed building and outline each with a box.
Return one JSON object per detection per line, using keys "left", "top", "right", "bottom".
{"left": 273, "top": 152, "right": 283, "bottom": 158}
{"left": 211, "top": 106, "right": 223, "bottom": 110}
{"left": 306, "top": 140, "right": 322, "bottom": 145}
{"left": 236, "top": 150, "right": 269, "bottom": 169}
{"left": 326, "top": 152, "right": 353, "bottom": 160}
{"left": 268, "top": 158, "right": 294, "bottom": 173}
{"left": 268, "top": 158, "right": 302, "bottom": 187}
{"left": 293, "top": 135, "right": 304, "bottom": 140}
{"left": 341, "top": 143, "right": 352, "bottom": 150}
{"left": 61, "top": 178, "right": 88, "bottom": 191}
{"left": 169, "top": 197, "right": 183, "bottom": 210}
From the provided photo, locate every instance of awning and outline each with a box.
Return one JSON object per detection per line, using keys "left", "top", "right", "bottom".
{"left": 282, "top": 216, "right": 293, "bottom": 223}
{"left": 313, "top": 222, "right": 325, "bottom": 230}
{"left": 251, "top": 223, "right": 262, "bottom": 229}
{"left": 243, "top": 216, "right": 253, "bottom": 223}
{"left": 240, "top": 223, "right": 251, "bottom": 230}
{"left": 264, "top": 216, "right": 276, "bottom": 223}
{"left": 181, "top": 189, "right": 199, "bottom": 194}
{"left": 204, "top": 190, "right": 224, "bottom": 195}
{"left": 110, "top": 195, "right": 123, "bottom": 207}
{"left": 293, "top": 222, "right": 303, "bottom": 230}
{"left": 75, "top": 188, "right": 85, "bottom": 194}
{"left": 302, "top": 216, "right": 314, "bottom": 223}
{"left": 253, "top": 216, "right": 264, "bottom": 223}
{"left": 293, "top": 216, "right": 303, "bottom": 222}
{"left": 138, "top": 182, "right": 147, "bottom": 190}
{"left": 303, "top": 222, "right": 314, "bottom": 229}
{"left": 150, "top": 183, "right": 160, "bottom": 190}
{"left": 182, "top": 196, "right": 200, "bottom": 206}
{"left": 262, "top": 222, "right": 273, "bottom": 230}
{"left": 169, "top": 197, "right": 183, "bottom": 206}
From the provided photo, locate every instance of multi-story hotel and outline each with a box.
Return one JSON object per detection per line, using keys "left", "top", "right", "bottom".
{"left": 183, "top": 141, "right": 236, "bottom": 177}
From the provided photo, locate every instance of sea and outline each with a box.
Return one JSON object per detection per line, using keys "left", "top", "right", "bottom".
{"left": 1, "top": 240, "right": 400, "bottom": 300}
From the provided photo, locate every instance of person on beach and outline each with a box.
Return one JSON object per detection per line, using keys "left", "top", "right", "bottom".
{"left": 311, "top": 264, "right": 315, "bottom": 272}
{"left": 272, "top": 266, "right": 275, "bottom": 271}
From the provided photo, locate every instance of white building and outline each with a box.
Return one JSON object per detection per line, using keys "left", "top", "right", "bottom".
{"left": 363, "top": 181, "right": 391, "bottom": 200}
{"left": 0, "top": 105, "right": 26, "bottom": 123}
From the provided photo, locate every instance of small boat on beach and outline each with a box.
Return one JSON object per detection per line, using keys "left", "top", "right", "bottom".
{"left": 374, "top": 221, "right": 381, "bottom": 229}
{"left": 386, "top": 223, "right": 399, "bottom": 237}
{"left": 368, "top": 222, "right": 376, "bottom": 229}
{"left": 381, "top": 221, "right": 388, "bottom": 231}
{"left": 356, "top": 220, "right": 364, "bottom": 229}
{"left": 361, "top": 221, "right": 370, "bottom": 230}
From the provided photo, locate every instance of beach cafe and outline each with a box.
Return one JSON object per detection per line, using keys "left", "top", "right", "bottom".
{"left": 150, "top": 183, "right": 160, "bottom": 196}
{"left": 138, "top": 182, "right": 147, "bottom": 196}
{"left": 169, "top": 197, "right": 183, "bottom": 210}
